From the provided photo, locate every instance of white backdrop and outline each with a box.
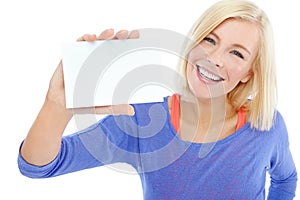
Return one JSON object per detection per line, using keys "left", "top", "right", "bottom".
{"left": 0, "top": 0, "right": 299, "bottom": 199}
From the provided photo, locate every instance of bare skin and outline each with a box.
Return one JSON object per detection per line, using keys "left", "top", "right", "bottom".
{"left": 20, "top": 29, "right": 139, "bottom": 166}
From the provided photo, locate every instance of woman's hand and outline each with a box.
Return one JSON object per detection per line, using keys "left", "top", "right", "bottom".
{"left": 46, "top": 29, "right": 139, "bottom": 117}
{"left": 77, "top": 29, "right": 140, "bottom": 41}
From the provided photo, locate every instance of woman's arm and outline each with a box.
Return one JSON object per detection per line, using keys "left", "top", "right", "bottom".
{"left": 19, "top": 29, "right": 138, "bottom": 166}
{"left": 267, "top": 113, "right": 298, "bottom": 199}
{"left": 20, "top": 60, "right": 73, "bottom": 166}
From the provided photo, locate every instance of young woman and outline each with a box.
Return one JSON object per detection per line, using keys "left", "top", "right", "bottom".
{"left": 18, "top": 0, "right": 297, "bottom": 199}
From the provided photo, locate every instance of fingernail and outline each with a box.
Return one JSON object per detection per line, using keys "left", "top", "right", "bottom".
{"left": 128, "top": 105, "right": 135, "bottom": 116}
{"left": 129, "top": 30, "right": 140, "bottom": 39}
{"left": 89, "top": 34, "right": 96, "bottom": 41}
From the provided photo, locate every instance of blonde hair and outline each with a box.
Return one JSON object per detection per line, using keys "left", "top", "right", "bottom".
{"left": 179, "top": 0, "right": 277, "bottom": 131}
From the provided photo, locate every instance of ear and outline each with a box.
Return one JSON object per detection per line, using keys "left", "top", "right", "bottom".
{"left": 240, "top": 71, "right": 253, "bottom": 83}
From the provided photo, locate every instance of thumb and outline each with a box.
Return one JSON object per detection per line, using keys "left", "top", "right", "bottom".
{"left": 72, "top": 104, "right": 135, "bottom": 116}
{"left": 95, "top": 104, "right": 135, "bottom": 116}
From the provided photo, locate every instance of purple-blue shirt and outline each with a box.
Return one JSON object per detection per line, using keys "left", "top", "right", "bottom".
{"left": 18, "top": 97, "right": 297, "bottom": 199}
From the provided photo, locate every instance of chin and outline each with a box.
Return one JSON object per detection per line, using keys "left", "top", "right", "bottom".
{"left": 187, "top": 82, "right": 229, "bottom": 101}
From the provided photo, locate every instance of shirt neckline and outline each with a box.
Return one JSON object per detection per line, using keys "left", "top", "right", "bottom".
{"left": 162, "top": 96, "right": 251, "bottom": 147}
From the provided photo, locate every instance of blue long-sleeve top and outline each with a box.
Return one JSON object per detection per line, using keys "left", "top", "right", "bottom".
{"left": 18, "top": 96, "right": 297, "bottom": 199}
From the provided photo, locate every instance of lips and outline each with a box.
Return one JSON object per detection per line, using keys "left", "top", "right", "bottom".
{"left": 196, "top": 64, "right": 225, "bottom": 83}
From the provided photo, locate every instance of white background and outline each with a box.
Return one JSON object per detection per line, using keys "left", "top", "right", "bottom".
{"left": 0, "top": 0, "right": 299, "bottom": 199}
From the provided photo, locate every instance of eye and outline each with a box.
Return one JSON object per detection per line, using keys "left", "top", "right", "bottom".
{"left": 231, "top": 50, "right": 244, "bottom": 59}
{"left": 203, "top": 37, "right": 216, "bottom": 45}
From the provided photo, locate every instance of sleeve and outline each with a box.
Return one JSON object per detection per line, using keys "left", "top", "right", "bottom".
{"left": 267, "top": 112, "right": 298, "bottom": 200}
{"left": 18, "top": 114, "right": 142, "bottom": 179}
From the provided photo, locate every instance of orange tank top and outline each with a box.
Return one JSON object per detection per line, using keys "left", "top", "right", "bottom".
{"left": 170, "top": 94, "right": 246, "bottom": 133}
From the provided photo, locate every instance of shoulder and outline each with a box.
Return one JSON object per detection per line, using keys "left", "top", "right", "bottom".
{"left": 246, "top": 110, "right": 289, "bottom": 144}
{"left": 271, "top": 110, "right": 288, "bottom": 133}
{"left": 253, "top": 110, "right": 287, "bottom": 134}
{"left": 263, "top": 110, "right": 290, "bottom": 145}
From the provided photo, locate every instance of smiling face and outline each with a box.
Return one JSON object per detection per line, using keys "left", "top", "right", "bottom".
{"left": 186, "top": 18, "right": 259, "bottom": 99}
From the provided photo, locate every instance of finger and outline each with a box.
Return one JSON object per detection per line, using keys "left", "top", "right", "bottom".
{"left": 95, "top": 104, "right": 135, "bottom": 116}
{"left": 97, "top": 28, "right": 115, "bottom": 40}
{"left": 77, "top": 34, "right": 97, "bottom": 42}
{"left": 114, "top": 30, "right": 129, "bottom": 40}
{"left": 72, "top": 104, "right": 135, "bottom": 116}
{"left": 72, "top": 106, "right": 109, "bottom": 115}
{"left": 128, "top": 30, "right": 140, "bottom": 39}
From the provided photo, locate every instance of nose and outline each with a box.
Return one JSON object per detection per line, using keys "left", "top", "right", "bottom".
{"left": 207, "top": 57, "right": 221, "bottom": 68}
{"left": 207, "top": 50, "right": 223, "bottom": 68}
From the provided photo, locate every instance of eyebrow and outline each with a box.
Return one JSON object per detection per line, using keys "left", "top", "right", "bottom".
{"left": 209, "top": 32, "right": 252, "bottom": 56}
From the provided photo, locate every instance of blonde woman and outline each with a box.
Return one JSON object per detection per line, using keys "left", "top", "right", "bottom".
{"left": 18, "top": 0, "right": 297, "bottom": 199}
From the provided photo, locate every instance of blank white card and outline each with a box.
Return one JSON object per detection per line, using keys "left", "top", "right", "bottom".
{"left": 62, "top": 31, "right": 186, "bottom": 108}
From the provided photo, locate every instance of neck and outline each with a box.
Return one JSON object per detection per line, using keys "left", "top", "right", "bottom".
{"left": 180, "top": 93, "right": 236, "bottom": 143}
{"left": 200, "top": 96, "right": 234, "bottom": 124}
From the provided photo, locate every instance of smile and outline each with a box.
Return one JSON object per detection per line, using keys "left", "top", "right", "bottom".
{"left": 196, "top": 64, "right": 224, "bottom": 82}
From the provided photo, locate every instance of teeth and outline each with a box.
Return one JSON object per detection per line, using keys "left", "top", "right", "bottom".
{"left": 197, "top": 65, "right": 223, "bottom": 81}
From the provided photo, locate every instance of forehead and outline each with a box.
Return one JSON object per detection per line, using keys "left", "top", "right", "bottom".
{"left": 211, "top": 18, "right": 259, "bottom": 51}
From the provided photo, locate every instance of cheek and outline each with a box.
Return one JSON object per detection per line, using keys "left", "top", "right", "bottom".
{"left": 230, "top": 69, "right": 245, "bottom": 81}
{"left": 186, "top": 64, "right": 196, "bottom": 91}
{"left": 186, "top": 64, "right": 200, "bottom": 95}
{"left": 186, "top": 64, "right": 212, "bottom": 98}
{"left": 187, "top": 45, "right": 208, "bottom": 64}
{"left": 224, "top": 64, "right": 252, "bottom": 90}
{"left": 225, "top": 58, "right": 251, "bottom": 79}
